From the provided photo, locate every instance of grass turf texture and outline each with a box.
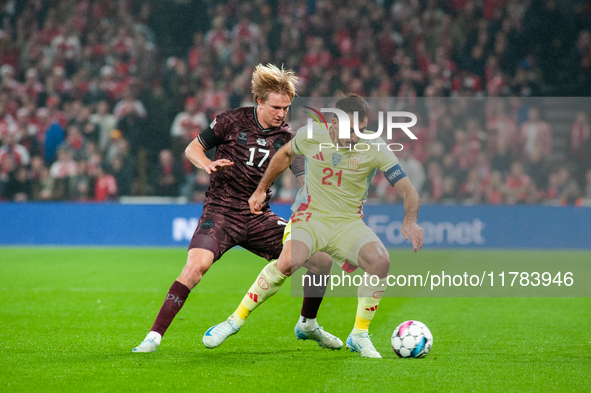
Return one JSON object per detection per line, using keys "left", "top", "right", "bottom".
{"left": 1, "top": 248, "right": 590, "bottom": 392}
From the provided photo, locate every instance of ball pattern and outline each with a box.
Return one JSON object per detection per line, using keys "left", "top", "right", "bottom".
{"left": 391, "top": 320, "right": 433, "bottom": 358}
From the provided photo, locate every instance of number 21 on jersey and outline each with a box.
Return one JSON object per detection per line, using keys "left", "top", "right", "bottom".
{"left": 322, "top": 167, "right": 342, "bottom": 187}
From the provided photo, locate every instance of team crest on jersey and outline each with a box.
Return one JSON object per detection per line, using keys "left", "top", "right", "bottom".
{"left": 257, "top": 138, "right": 266, "bottom": 146}
{"left": 210, "top": 118, "right": 217, "bottom": 129}
{"left": 348, "top": 154, "right": 361, "bottom": 171}
{"left": 332, "top": 153, "right": 343, "bottom": 167}
{"left": 238, "top": 131, "right": 248, "bottom": 145}
{"left": 273, "top": 138, "right": 285, "bottom": 151}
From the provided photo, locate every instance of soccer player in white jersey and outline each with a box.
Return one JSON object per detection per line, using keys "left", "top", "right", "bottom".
{"left": 204, "top": 94, "right": 424, "bottom": 358}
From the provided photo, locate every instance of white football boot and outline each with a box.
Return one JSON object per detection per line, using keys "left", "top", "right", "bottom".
{"left": 346, "top": 332, "right": 382, "bottom": 358}
{"left": 202, "top": 318, "right": 241, "bottom": 348}
{"left": 294, "top": 321, "right": 343, "bottom": 350}
{"left": 132, "top": 331, "right": 161, "bottom": 353}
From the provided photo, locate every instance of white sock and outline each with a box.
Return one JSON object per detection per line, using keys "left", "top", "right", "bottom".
{"left": 298, "top": 315, "right": 318, "bottom": 331}
{"left": 147, "top": 331, "right": 162, "bottom": 344}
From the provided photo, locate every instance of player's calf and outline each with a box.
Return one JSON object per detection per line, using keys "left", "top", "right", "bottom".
{"left": 352, "top": 276, "right": 387, "bottom": 334}
{"left": 204, "top": 260, "right": 287, "bottom": 348}
{"left": 230, "top": 260, "right": 287, "bottom": 324}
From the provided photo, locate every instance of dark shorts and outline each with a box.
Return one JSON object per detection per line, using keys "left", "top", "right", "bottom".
{"left": 189, "top": 208, "right": 288, "bottom": 262}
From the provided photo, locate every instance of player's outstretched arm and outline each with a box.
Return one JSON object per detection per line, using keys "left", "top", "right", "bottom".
{"left": 185, "top": 138, "right": 233, "bottom": 175}
{"left": 249, "top": 141, "right": 293, "bottom": 215}
{"left": 394, "top": 177, "right": 424, "bottom": 253}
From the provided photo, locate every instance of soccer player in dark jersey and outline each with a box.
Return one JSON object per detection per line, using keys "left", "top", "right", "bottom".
{"left": 133, "top": 64, "right": 342, "bottom": 352}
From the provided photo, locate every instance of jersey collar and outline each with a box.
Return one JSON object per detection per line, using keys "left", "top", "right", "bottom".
{"left": 253, "top": 105, "right": 276, "bottom": 132}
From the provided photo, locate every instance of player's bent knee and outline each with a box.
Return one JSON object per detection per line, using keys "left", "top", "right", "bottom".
{"left": 178, "top": 248, "right": 215, "bottom": 289}
{"left": 358, "top": 243, "right": 391, "bottom": 279}
{"left": 305, "top": 252, "right": 333, "bottom": 275}
{"left": 178, "top": 268, "right": 207, "bottom": 289}
{"left": 372, "top": 256, "right": 390, "bottom": 279}
{"left": 276, "top": 253, "right": 292, "bottom": 277}
{"left": 318, "top": 252, "right": 334, "bottom": 266}
{"left": 277, "top": 239, "right": 311, "bottom": 276}
{"left": 361, "top": 258, "right": 390, "bottom": 279}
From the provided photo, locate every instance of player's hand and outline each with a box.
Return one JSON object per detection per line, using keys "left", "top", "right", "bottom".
{"left": 401, "top": 221, "right": 424, "bottom": 253}
{"left": 205, "top": 159, "right": 234, "bottom": 174}
{"left": 248, "top": 189, "right": 266, "bottom": 215}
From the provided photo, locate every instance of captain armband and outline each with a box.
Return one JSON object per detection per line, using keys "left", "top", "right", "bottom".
{"left": 384, "top": 164, "right": 407, "bottom": 186}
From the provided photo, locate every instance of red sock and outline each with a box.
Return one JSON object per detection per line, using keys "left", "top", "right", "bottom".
{"left": 151, "top": 281, "right": 191, "bottom": 336}
{"left": 300, "top": 271, "right": 327, "bottom": 319}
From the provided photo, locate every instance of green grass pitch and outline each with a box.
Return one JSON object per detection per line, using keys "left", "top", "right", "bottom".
{"left": 1, "top": 248, "right": 590, "bottom": 392}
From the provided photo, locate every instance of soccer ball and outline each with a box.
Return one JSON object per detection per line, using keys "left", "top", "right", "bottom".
{"left": 391, "top": 320, "right": 433, "bottom": 358}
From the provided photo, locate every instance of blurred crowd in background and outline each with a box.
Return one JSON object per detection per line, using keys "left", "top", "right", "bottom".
{"left": 0, "top": 0, "right": 590, "bottom": 204}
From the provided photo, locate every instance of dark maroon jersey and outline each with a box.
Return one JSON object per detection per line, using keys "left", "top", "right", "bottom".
{"left": 197, "top": 106, "right": 291, "bottom": 213}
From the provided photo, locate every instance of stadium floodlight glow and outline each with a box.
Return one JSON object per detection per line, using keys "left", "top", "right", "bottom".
{"left": 306, "top": 108, "right": 418, "bottom": 140}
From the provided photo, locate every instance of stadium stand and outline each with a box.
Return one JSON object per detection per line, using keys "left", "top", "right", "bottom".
{"left": 0, "top": 0, "right": 590, "bottom": 205}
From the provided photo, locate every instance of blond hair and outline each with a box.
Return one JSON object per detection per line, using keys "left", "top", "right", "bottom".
{"left": 251, "top": 64, "right": 298, "bottom": 103}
